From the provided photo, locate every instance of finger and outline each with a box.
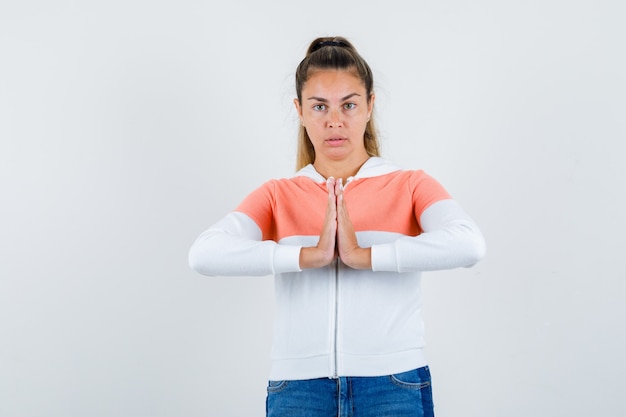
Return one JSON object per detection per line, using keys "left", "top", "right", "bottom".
{"left": 335, "top": 178, "right": 343, "bottom": 201}
{"left": 316, "top": 177, "right": 337, "bottom": 263}
{"left": 327, "top": 177, "right": 336, "bottom": 200}
{"left": 326, "top": 178, "right": 337, "bottom": 222}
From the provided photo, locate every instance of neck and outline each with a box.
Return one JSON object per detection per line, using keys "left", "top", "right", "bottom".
{"left": 313, "top": 154, "right": 370, "bottom": 183}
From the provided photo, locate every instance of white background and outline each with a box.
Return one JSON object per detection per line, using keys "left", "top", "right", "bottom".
{"left": 1, "top": 1, "right": 625, "bottom": 416}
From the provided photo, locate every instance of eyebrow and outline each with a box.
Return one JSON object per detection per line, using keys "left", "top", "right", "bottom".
{"left": 307, "top": 93, "right": 361, "bottom": 102}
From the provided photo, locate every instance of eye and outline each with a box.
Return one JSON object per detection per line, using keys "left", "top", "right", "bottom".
{"left": 343, "top": 102, "right": 356, "bottom": 110}
{"left": 313, "top": 104, "right": 326, "bottom": 111}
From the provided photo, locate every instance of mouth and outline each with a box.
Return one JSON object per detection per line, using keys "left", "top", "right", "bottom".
{"left": 325, "top": 137, "right": 347, "bottom": 145}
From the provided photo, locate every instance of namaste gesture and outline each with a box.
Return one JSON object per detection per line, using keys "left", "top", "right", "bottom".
{"left": 299, "top": 177, "right": 371, "bottom": 270}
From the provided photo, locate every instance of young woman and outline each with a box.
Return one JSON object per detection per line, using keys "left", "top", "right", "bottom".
{"left": 189, "top": 36, "right": 486, "bottom": 417}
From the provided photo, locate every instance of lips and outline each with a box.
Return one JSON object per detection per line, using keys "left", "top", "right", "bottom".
{"left": 325, "top": 137, "right": 347, "bottom": 146}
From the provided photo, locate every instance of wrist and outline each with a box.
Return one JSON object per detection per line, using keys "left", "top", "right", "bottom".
{"left": 299, "top": 246, "right": 334, "bottom": 269}
{"left": 343, "top": 247, "right": 372, "bottom": 270}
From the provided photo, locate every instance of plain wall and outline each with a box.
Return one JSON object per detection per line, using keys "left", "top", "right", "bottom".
{"left": 1, "top": 1, "right": 624, "bottom": 416}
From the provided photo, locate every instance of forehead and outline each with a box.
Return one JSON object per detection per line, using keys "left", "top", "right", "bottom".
{"left": 302, "top": 69, "right": 366, "bottom": 96}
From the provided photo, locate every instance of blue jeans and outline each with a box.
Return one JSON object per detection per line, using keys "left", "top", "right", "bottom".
{"left": 266, "top": 366, "right": 434, "bottom": 417}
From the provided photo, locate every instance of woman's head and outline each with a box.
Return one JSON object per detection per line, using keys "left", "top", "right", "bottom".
{"left": 295, "top": 36, "right": 380, "bottom": 170}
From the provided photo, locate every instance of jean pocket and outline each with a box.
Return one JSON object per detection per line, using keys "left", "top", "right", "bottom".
{"left": 389, "top": 367, "right": 432, "bottom": 390}
{"left": 267, "top": 380, "right": 289, "bottom": 393}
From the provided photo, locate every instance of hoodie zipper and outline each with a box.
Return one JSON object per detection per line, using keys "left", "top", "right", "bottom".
{"left": 329, "top": 176, "right": 354, "bottom": 379}
{"left": 330, "top": 258, "right": 340, "bottom": 378}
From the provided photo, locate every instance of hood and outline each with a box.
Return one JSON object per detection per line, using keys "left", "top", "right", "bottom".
{"left": 295, "top": 157, "right": 402, "bottom": 182}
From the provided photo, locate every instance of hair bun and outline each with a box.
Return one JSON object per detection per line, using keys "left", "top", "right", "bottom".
{"left": 312, "top": 40, "right": 349, "bottom": 52}
{"left": 306, "top": 36, "right": 354, "bottom": 55}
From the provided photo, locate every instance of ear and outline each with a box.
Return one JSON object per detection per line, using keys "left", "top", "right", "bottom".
{"left": 367, "top": 93, "right": 376, "bottom": 119}
{"left": 294, "top": 98, "right": 304, "bottom": 125}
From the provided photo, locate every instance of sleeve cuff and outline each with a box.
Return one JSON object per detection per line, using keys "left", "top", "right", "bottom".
{"left": 371, "top": 243, "right": 399, "bottom": 272}
{"left": 272, "top": 244, "right": 303, "bottom": 273}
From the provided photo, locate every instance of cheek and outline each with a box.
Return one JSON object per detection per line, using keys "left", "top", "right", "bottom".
{"left": 303, "top": 117, "right": 323, "bottom": 132}
{"left": 305, "top": 125, "right": 323, "bottom": 141}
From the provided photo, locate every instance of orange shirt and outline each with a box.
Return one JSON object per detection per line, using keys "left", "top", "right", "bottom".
{"left": 236, "top": 169, "right": 451, "bottom": 243}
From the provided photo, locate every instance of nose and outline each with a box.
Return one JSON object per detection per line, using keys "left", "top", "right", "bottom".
{"left": 327, "top": 110, "right": 343, "bottom": 128}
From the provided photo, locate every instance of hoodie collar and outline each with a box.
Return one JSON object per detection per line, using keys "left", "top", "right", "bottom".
{"left": 295, "top": 157, "right": 402, "bottom": 182}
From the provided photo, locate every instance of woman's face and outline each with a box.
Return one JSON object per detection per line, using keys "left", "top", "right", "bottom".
{"left": 295, "top": 69, "right": 374, "bottom": 164}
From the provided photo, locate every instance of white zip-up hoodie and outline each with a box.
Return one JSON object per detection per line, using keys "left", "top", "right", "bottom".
{"left": 189, "top": 157, "right": 485, "bottom": 380}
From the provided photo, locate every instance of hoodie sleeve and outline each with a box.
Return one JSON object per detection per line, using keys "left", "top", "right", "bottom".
{"left": 371, "top": 188, "right": 486, "bottom": 273}
{"left": 188, "top": 212, "right": 302, "bottom": 276}
{"left": 188, "top": 181, "right": 303, "bottom": 276}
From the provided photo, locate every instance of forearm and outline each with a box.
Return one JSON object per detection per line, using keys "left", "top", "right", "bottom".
{"left": 371, "top": 200, "right": 486, "bottom": 273}
{"left": 189, "top": 212, "right": 302, "bottom": 276}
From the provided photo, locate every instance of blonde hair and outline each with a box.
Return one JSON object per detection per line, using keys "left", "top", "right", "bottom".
{"left": 295, "top": 36, "right": 380, "bottom": 170}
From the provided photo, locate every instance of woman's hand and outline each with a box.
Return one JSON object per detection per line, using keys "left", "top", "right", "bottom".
{"left": 299, "top": 178, "right": 339, "bottom": 269}
{"left": 336, "top": 179, "right": 371, "bottom": 269}
{"left": 299, "top": 177, "right": 371, "bottom": 270}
